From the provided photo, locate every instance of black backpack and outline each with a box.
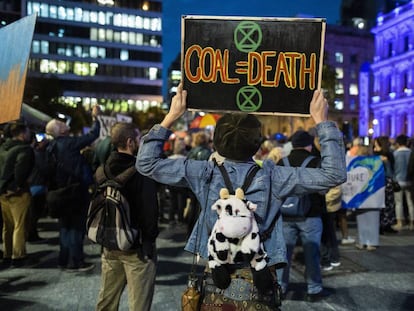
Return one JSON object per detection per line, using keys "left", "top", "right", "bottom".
{"left": 86, "top": 165, "right": 137, "bottom": 251}
{"left": 280, "top": 156, "right": 315, "bottom": 218}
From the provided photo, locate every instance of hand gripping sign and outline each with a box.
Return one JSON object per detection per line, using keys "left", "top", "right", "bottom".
{"left": 182, "top": 16, "right": 326, "bottom": 116}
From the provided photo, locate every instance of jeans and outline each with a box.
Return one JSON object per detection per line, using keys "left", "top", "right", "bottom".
{"left": 277, "top": 217, "right": 323, "bottom": 294}
{"left": 394, "top": 187, "right": 414, "bottom": 221}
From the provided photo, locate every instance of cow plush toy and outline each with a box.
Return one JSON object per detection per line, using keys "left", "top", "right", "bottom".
{"left": 207, "top": 188, "right": 273, "bottom": 294}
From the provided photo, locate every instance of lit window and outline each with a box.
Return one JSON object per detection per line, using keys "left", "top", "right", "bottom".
{"left": 90, "top": 11, "right": 98, "bottom": 23}
{"left": 150, "top": 36, "right": 157, "bottom": 47}
{"left": 334, "top": 99, "right": 343, "bottom": 110}
{"left": 74, "top": 62, "right": 89, "bottom": 76}
{"left": 74, "top": 46, "right": 82, "bottom": 57}
{"left": 114, "top": 32, "right": 121, "bottom": 42}
{"left": 128, "top": 15, "right": 135, "bottom": 28}
{"left": 90, "top": 46, "right": 98, "bottom": 58}
{"left": 74, "top": 8, "right": 83, "bottom": 22}
{"left": 57, "top": 61, "right": 67, "bottom": 74}
{"left": 41, "top": 41, "right": 49, "bottom": 54}
{"left": 58, "top": 6, "right": 66, "bottom": 20}
{"left": 40, "top": 3, "right": 49, "bottom": 18}
{"left": 90, "top": 63, "right": 98, "bottom": 76}
{"left": 40, "top": 59, "right": 49, "bottom": 73}
{"left": 151, "top": 18, "right": 161, "bottom": 31}
{"left": 98, "top": 11, "right": 105, "bottom": 25}
{"left": 82, "top": 10, "right": 90, "bottom": 23}
{"left": 122, "top": 14, "right": 128, "bottom": 27}
{"left": 120, "top": 50, "right": 129, "bottom": 61}
{"left": 149, "top": 67, "right": 158, "bottom": 80}
{"left": 349, "top": 84, "right": 358, "bottom": 95}
{"left": 136, "top": 16, "right": 143, "bottom": 29}
{"left": 98, "top": 48, "right": 106, "bottom": 58}
{"left": 49, "top": 5, "right": 57, "bottom": 18}
{"left": 136, "top": 33, "right": 143, "bottom": 45}
{"left": 106, "top": 12, "right": 113, "bottom": 25}
{"left": 114, "top": 14, "right": 122, "bottom": 26}
{"left": 32, "top": 40, "right": 40, "bottom": 53}
{"left": 32, "top": 2, "right": 40, "bottom": 15}
{"left": 335, "top": 52, "right": 343, "bottom": 63}
{"left": 98, "top": 28, "right": 106, "bottom": 41}
{"left": 129, "top": 32, "right": 136, "bottom": 45}
{"left": 67, "top": 8, "right": 74, "bottom": 21}
{"left": 143, "top": 17, "right": 150, "bottom": 30}
{"left": 90, "top": 28, "right": 98, "bottom": 41}
{"left": 335, "top": 67, "right": 343, "bottom": 79}
{"left": 121, "top": 31, "right": 128, "bottom": 43}
{"left": 65, "top": 47, "right": 72, "bottom": 57}
{"left": 335, "top": 82, "right": 344, "bottom": 95}
{"left": 171, "top": 70, "right": 181, "bottom": 80}
{"left": 106, "top": 29, "right": 113, "bottom": 41}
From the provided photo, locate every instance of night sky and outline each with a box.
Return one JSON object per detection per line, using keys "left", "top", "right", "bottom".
{"left": 162, "top": 0, "right": 342, "bottom": 97}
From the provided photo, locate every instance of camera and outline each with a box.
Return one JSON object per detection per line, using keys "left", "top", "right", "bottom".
{"left": 35, "top": 133, "right": 46, "bottom": 142}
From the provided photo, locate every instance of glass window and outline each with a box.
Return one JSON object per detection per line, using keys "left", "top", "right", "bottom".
{"left": 49, "top": 5, "right": 57, "bottom": 18}
{"left": 90, "top": 46, "right": 98, "bottom": 58}
{"left": 82, "top": 10, "right": 90, "bottom": 23}
{"left": 335, "top": 82, "right": 344, "bottom": 95}
{"left": 335, "top": 52, "right": 343, "bottom": 63}
{"left": 129, "top": 32, "right": 136, "bottom": 45}
{"left": 98, "top": 48, "right": 106, "bottom": 58}
{"left": 349, "top": 84, "right": 358, "bottom": 95}
{"left": 74, "top": 8, "right": 83, "bottom": 22}
{"left": 41, "top": 40, "right": 49, "bottom": 54}
{"left": 32, "top": 40, "right": 40, "bottom": 53}
{"left": 57, "top": 61, "right": 67, "bottom": 74}
{"left": 74, "top": 45, "right": 82, "bottom": 57}
{"left": 90, "top": 63, "right": 98, "bottom": 76}
{"left": 40, "top": 3, "right": 49, "bottom": 18}
{"left": 128, "top": 15, "right": 135, "bottom": 28}
{"left": 98, "top": 29, "right": 106, "bottom": 41}
{"left": 90, "top": 11, "right": 98, "bottom": 23}
{"left": 149, "top": 67, "right": 158, "bottom": 80}
{"left": 106, "top": 29, "right": 114, "bottom": 42}
{"left": 65, "top": 46, "right": 72, "bottom": 57}
{"left": 90, "top": 28, "right": 98, "bottom": 41}
{"left": 334, "top": 99, "right": 343, "bottom": 110}
{"left": 136, "top": 16, "right": 143, "bottom": 29}
{"left": 106, "top": 12, "right": 113, "bottom": 25}
{"left": 143, "top": 17, "right": 150, "bottom": 30}
{"left": 350, "top": 99, "right": 356, "bottom": 110}
{"left": 32, "top": 2, "right": 41, "bottom": 15}
{"left": 136, "top": 33, "right": 143, "bottom": 45}
{"left": 40, "top": 59, "right": 49, "bottom": 73}
{"left": 122, "top": 14, "right": 128, "bottom": 27}
{"left": 335, "top": 67, "right": 343, "bottom": 79}
{"left": 121, "top": 31, "right": 128, "bottom": 43}
{"left": 120, "top": 50, "right": 129, "bottom": 61}
{"left": 350, "top": 69, "right": 357, "bottom": 79}
{"left": 114, "top": 32, "right": 120, "bottom": 42}
{"left": 150, "top": 36, "right": 157, "bottom": 47}
{"left": 114, "top": 13, "right": 122, "bottom": 26}
{"left": 98, "top": 11, "right": 106, "bottom": 25}
{"left": 58, "top": 6, "right": 66, "bottom": 20}
{"left": 67, "top": 8, "right": 74, "bottom": 21}
{"left": 151, "top": 17, "right": 161, "bottom": 31}
{"left": 350, "top": 54, "right": 358, "bottom": 64}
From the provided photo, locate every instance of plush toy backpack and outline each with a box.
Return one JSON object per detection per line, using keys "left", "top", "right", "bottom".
{"left": 207, "top": 162, "right": 274, "bottom": 294}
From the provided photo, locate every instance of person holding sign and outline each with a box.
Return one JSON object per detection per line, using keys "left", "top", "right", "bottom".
{"left": 136, "top": 83, "right": 346, "bottom": 309}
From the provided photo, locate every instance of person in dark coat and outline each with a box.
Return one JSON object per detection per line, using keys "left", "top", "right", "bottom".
{"left": 45, "top": 106, "right": 100, "bottom": 271}
{"left": 96, "top": 122, "right": 159, "bottom": 311}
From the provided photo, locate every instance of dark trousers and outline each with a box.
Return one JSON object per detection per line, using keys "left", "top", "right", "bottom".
{"left": 320, "top": 212, "right": 340, "bottom": 265}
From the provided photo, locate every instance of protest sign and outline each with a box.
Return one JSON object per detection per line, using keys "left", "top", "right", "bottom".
{"left": 182, "top": 16, "right": 325, "bottom": 115}
{"left": 341, "top": 155, "right": 385, "bottom": 209}
{"left": 0, "top": 15, "right": 37, "bottom": 124}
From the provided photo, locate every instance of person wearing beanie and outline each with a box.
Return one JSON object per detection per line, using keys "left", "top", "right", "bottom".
{"left": 277, "top": 130, "right": 331, "bottom": 301}
{"left": 136, "top": 83, "right": 346, "bottom": 309}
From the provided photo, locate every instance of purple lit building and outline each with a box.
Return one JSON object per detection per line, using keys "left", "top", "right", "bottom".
{"left": 369, "top": 1, "right": 414, "bottom": 138}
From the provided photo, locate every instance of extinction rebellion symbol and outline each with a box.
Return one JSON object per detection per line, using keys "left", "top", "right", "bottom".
{"left": 234, "top": 21, "right": 263, "bottom": 112}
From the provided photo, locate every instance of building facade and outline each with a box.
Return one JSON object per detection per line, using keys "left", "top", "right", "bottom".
{"left": 370, "top": 1, "right": 414, "bottom": 138}
{"left": 1, "top": 0, "right": 163, "bottom": 113}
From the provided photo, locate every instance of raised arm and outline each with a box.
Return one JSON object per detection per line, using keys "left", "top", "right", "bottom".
{"left": 160, "top": 83, "right": 187, "bottom": 129}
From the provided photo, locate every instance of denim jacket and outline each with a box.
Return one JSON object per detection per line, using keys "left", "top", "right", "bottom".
{"left": 393, "top": 146, "right": 412, "bottom": 186}
{"left": 136, "top": 121, "right": 346, "bottom": 267}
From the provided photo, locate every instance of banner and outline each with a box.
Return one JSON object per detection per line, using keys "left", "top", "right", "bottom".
{"left": 97, "top": 115, "right": 117, "bottom": 139}
{"left": 182, "top": 16, "right": 325, "bottom": 115}
{"left": 0, "top": 15, "right": 37, "bottom": 124}
{"left": 341, "top": 155, "right": 385, "bottom": 209}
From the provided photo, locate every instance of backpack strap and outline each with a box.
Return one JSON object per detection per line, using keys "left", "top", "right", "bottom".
{"left": 282, "top": 155, "right": 315, "bottom": 168}
{"left": 98, "top": 165, "right": 137, "bottom": 187}
{"left": 214, "top": 159, "right": 260, "bottom": 195}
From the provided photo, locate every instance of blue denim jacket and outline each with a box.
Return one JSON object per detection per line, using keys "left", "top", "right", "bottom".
{"left": 136, "top": 121, "right": 346, "bottom": 267}
{"left": 393, "top": 146, "right": 412, "bottom": 186}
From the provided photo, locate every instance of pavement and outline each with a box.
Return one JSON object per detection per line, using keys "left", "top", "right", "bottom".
{"left": 0, "top": 217, "right": 413, "bottom": 311}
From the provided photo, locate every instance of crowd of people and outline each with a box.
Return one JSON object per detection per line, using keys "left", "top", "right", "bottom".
{"left": 0, "top": 91, "right": 413, "bottom": 309}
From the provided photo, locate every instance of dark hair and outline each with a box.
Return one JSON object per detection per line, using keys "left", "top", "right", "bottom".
{"left": 396, "top": 134, "right": 408, "bottom": 146}
{"left": 213, "top": 113, "right": 262, "bottom": 161}
{"left": 110, "top": 123, "right": 139, "bottom": 149}
{"left": 9, "top": 122, "right": 28, "bottom": 138}
{"left": 374, "top": 136, "right": 391, "bottom": 154}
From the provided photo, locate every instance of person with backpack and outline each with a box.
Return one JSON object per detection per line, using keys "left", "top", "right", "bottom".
{"left": 276, "top": 130, "right": 330, "bottom": 301}
{"left": 136, "top": 83, "right": 346, "bottom": 310}
{"left": 94, "top": 122, "right": 159, "bottom": 311}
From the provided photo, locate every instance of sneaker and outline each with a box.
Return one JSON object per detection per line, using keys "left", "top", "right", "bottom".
{"left": 66, "top": 262, "right": 95, "bottom": 273}
{"left": 355, "top": 243, "right": 365, "bottom": 250}
{"left": 391, "top": 223, "right": 403, "bottom": 231}
{"left": 330, "top": 261, "right": 341, "bottom": 267}
{"left": 306, "top": 289, "right": 331, "bottom": 302}
{"left": 366, "top": 245, "right": 377, "bottom": 251}
{"left": 341, "top": 237, "right": 355, "bottom": 245}
{"left": 322, "top": 264, "right": 333, "bottom": 271}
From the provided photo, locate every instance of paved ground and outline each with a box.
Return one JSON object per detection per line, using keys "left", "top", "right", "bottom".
{"left": 0, "top": 217, "right": 413, "bottom": 311}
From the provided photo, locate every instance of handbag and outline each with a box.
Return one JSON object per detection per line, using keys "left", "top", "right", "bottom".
{"left": 46, "top": 182, "right": 82, "bottom": 218}
{"left": 181, "top": 275, "right": 201, "bottom": 311}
